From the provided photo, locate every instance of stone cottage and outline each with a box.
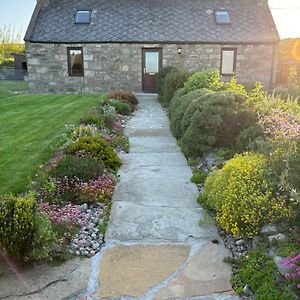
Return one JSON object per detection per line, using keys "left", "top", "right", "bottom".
{"left": 25, "top": 0, "right": 279, "bottom": 93}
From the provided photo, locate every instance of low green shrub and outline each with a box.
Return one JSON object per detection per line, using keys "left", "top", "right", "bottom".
{"left": 108, "top": 100, "right": 132, "bottom": 115}
{"left": 67, "top": 136, "right": 121, "bottom": 171}
{"left": 107, "top": 90, "right": 138, "bottom": 106}
{"left": 229, "top": 249, "right": 295, "bottom": 299}
{"left": 81, "top": 109, "right": 104, "bottom": 128}
{"left": 170, "top": 89, "right": 213, "bottom": 138}
{"left": 0, "top": 194, "right": 36, "bottom": 258}
{"left": 184, "top": 69, "right": 223, "bottom": 93}
{"left": 156, "top": 66, "right": 178, "bottom": 100}
{"left": 29, "top": 212, "right": 56, "bottom": 261}
{"left": 201, "top": 153, "right": 292, "bottom": 237}
{"left": 50, "top": 156, "right": 105, "bottom": 182}
{"left": 160, "top": 70, "right": 189, "bottom": 106}
{"left": 191, "top": 170, "right": 208, "bottom": 184}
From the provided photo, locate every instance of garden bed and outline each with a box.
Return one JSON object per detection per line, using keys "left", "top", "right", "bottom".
{"left": 156, "top": 67, "right": 300, "bottom": 299}
{"left": 0, "top": 90, "right": 138, "bottom": 262}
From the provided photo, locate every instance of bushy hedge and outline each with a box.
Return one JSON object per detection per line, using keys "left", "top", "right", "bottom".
{"left": 179, "top": 92, "right": 253, "bottom": 157}
{"left": 159, "top": 69, "right": 189, "bottom": 106}
{"left": 169, "top": 88, "right": 213, "bottom": 138}
{"left": 184, "top": 69, "right": 223, "bottom": 93}
{"left": 200, "top": 153, "right": 292, "bottom": 237}
{"left": 156, "top": 66, "right": 178, "bottom": 100}
{"left": 67, "top": 136, "right": 121, "bottom": 171}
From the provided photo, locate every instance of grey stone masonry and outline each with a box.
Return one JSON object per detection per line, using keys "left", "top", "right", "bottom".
{"left": 26, "top": 42, "right": 276, "bottom": 92}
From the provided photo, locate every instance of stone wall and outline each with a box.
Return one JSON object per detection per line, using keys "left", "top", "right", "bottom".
{"left": 26, "top": 42, "right": 276, "bottom": 92}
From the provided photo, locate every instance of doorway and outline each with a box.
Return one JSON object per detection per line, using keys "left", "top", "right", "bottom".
{"left": 142, "top": 48, "right": 162, "bottom": 93}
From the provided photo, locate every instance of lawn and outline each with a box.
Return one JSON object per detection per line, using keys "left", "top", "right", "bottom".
{"left": 0, "top": 81, "right": 103, "bottom": 194}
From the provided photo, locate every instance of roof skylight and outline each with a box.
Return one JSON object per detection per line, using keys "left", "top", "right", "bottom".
{"left": 214, "top": 10, "right": 231, "bottom": 24}
{"left": 75, "top": 10, "right": 91, "bottom": 24}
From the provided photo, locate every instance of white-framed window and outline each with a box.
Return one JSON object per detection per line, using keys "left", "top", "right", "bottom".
{"left": 221, "top": 48, "right": 237, "bottom": 75}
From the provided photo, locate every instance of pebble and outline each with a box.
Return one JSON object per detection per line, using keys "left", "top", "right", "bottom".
{"left": 69, "top": 203, "right": 106, "bottom": 258}
{"left": 235, "top": 239, "right": 245, "bottom": 246}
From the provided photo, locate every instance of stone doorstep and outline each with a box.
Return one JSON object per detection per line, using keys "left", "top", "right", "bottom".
{"left": 93, "top": 242, "right": 235, "bottom": 300}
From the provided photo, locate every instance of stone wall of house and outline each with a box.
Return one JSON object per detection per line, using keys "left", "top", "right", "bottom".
{"left": 26, "top": 42, "right": 276, "bottom": 93}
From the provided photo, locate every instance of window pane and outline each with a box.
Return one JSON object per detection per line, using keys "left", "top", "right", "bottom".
{"left": 69, "top": 49, "right": 84, "bottom": 76}
{"left": 75, "top": 11, "right": 91, "bottom": 24}
{"left": 222, "top": 50, "right": 235, "bottom": 74}
{"left": 215, "top": 11, "right": 230, "bottom": 24}
{"left": 146, "top": 52, "right": 159, "bottom": 73}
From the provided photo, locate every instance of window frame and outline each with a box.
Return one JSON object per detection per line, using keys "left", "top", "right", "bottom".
{"left": 74, "top": 10, "right": 92, "bottom": 24}
{"left": 220, "top": 47, "right": 237, "bottom": 76}
{"left": 67, "top": 47, "right": 84, "bottom": 77}
{"left": 214, "top": 9, "right": 231, "bottom": 25}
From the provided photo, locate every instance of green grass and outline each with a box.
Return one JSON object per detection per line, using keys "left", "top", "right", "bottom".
{"left": 0, "top": 82, "right": 103, "bottom": 194}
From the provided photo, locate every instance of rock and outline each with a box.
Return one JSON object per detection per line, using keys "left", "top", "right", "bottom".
{"left": 90, "top": 250, "right": 96, "bottom": 256}
{"left": 78, "top": 240, "right": 85, "bottom": 248}
{"left": 70, "top": 243, "right": 78, "bottom": 251}
{"left": 261, "top": 224, "right": 277, "bottom": 235}
{"left": 219, "top": 230, "right": 226, "bottom": 236}
{"left": 235, "top": 239, "right": 245, "bottom": 246}
{"left": 268, "top": 233, "right": 287, "bottom": 243}
{"left": 243, "top": 284, "right": 251, "bottom": 294}
{"left": 93, "top": 243, "right": 100, "bottom": 250}
{"left": 91, "top": 233, "right": 98, "bottom": 240}
{"left": 267, "top": 247, "right": 276, "bottom": 257}
{"left": 80, "top": 203, "right": 88, "bottom": 212}
{"left": 274, "top": 256, "right": 291, "bottom": 276}
{"left": 84, "top": 240, "right": 91, "bottom": 248}
{"left": 87, "top": 223, "right": 95, "bottom": 230}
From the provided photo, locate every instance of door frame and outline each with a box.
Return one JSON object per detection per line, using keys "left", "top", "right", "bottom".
{"left": 142, "top": 48, "right": 162, "bottom": 93}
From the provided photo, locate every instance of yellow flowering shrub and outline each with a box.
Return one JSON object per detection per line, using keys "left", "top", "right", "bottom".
{"left": 202, "top": 153, "right": 292, "bottom": 237}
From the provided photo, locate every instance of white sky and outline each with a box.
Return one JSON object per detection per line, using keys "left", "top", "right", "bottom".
{"left": 269, "top": 0, "right": 300, "bottom": 38}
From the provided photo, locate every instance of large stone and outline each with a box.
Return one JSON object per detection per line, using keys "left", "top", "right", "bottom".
{"left": 0, "top": 257, "right": 90, "bottom": 300}
{"left": 95, "top": 244, "right": 190, "bottom": 298}
{"left": 156, "top": 242, "right": 235, "bottom": 299}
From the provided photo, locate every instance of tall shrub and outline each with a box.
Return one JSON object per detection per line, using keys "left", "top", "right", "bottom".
{"left": 160, "top": 70, "right": 189, "bottom": 106}
{"left": 156, "top": 66, "right": 178, "bottom": 100}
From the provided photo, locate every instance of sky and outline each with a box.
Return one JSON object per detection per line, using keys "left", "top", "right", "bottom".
{"left": 0, "top": 0, "right": 300, "bottom": 40}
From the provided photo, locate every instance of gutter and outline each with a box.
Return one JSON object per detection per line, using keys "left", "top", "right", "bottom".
{"left": 25, "top": 40, "right": 279, "bottom": 45}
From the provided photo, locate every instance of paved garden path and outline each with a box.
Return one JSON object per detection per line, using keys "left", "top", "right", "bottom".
{"left": 88, "top": 94, "right": 239, "bottom": 300}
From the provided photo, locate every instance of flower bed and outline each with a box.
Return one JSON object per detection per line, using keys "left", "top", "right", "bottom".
{"left": 0, "top": 91, "right": 136, "bottom": 262}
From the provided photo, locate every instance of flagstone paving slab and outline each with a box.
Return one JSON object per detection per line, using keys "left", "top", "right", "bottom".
{"left": 106, "top": 202, "right": 218, "bottom": 242}
{"left": 155, "top": 243, "right": 234, "bottom": 299}
{"left": 95, "top": 244, "right": 190, "bottom": 298}
{"left": 0, "top": 257, "right": 90, "bottom": 300}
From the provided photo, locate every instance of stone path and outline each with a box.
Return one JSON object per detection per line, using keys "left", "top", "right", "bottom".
{"left": 88, "top": 94, "right": 239, "bottom": 300}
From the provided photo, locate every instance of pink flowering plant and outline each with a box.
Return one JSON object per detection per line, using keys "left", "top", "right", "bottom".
{"left": 38, "top": 174, "right": 116, "bottom": 205}
{"left": 281, "top": 253, "right": 300, "bottom": 290}
{"left": 75, "top": 174, "right": 116, "bottom": 203}
{"left": 259, "top": 109, "right": 300, "bottom": 142}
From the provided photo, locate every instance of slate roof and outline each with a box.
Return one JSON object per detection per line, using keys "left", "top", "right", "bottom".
{"left": 25, "top": 0, "right": 279, "bottom": 44}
